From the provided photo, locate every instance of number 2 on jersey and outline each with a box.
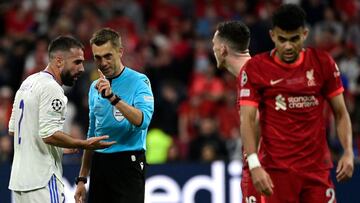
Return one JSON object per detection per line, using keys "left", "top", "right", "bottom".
{"left": 326, "top": 188, "right": 335, "bottom": 203}
{"left": 18, "top": 100, "right": 24, "bottom": 144}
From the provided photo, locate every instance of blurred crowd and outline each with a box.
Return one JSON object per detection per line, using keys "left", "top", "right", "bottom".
{"left": 0, "top": 0, "right": 359, "bottom": 165}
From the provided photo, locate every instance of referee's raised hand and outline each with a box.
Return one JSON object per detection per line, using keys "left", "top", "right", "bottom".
{"left": 96, "top": 69, "right": 112, "bottom": 98}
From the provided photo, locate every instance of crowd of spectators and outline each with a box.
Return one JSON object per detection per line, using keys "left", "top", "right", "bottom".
{"left": 0, "top": 0, "right": 359, "bottom": 165}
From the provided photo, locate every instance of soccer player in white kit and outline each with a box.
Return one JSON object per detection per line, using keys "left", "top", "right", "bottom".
{"left": 8, "top": 36, "right": 115, "bottom": 203}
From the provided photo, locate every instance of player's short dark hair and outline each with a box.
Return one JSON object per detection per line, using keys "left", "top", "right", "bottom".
{"left": 216, "top": 21, "right": 250, "bottom": 52}
{"left": 90, "top": 28, "right": 122, "bottom": 49}
{"left": 272, "top": 4, "right": 306, "bottom": 31}
{"left": 48, "top": 36, "right": 84, "bottom": 59}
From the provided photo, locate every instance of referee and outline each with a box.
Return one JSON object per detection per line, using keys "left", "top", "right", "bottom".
{"left": 74, "top": 28, "right": 154, "bottom": 203}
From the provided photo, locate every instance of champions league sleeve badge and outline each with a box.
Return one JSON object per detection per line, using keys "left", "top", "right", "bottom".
{"left": 241, "top": 71, "right": 248, "bottom": 87}
{"left": 51, "top": 99, "right": 63, "bottom": 112}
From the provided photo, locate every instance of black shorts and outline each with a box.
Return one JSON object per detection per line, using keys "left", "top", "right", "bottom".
{"left": 88, "top": 151, "right": 146, "bottom": 203}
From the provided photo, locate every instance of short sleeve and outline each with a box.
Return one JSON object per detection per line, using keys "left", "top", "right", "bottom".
{"left": 134, "top": 75, "right": 154, "bottom": 129}
{"left": 38, "top": 84, "right": 67, "bottom": 138}
{"left": 238, "top": 60, "right": 261, "bottom": 108}
{"left": 321, "top": 53, "right": 344, "bottom": 98}
{"left": 8, "top": 92, "right": 19, "bottom": 133}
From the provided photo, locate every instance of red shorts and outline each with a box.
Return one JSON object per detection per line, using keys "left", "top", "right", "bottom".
{"left": 241, "top": 168, "right": 264, "bottom": 203}
{"left": 264, "top": 169, "right": 336, "bottom": 203}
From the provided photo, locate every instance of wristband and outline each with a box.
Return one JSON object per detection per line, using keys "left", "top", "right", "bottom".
{"left": 111, "top": 95, "right": 121, "bottom": 105}
{"left": 101, "top": 90, "right": 113, "bottom": 99}
{"left": 75, "top": 176, "right": 87, "bottom": 185}
{"left": 247, "top": 153, "right": 261, "bottom": 170}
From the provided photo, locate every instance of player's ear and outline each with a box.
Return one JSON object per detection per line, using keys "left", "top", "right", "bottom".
{"left": 117, "top": 47, "right": 124, "bottom": 58}
{"left": 269, "top": 29, "right": 276, "bottom": 43}
{"left": 220, "top": 44, "right": 227, "bottom": 57}
{"left": 302, "top": 27, "right": 309, "bottom": 41}
{"left": 55, "top": 55, "right": 64, "bottom": 68}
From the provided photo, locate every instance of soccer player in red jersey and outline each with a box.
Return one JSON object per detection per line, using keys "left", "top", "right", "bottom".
{"left": 212, "top": 21, "right": 264, "bottom": 203}
{"left": 239, "top": 4, "right": 354, "bottom": 202}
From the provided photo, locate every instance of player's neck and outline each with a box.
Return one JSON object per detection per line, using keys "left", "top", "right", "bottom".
{"left": 44, "top": 65, "right": 63, "bottom": 85}
{"left": 228, "top": 53, "right": 251, "bottom": 76}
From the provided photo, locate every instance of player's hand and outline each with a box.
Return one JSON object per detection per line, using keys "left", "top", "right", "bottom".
{"left": 250, "top": 167, "right": 274, "bottom": 196}
{"left": 74, "top": 182, "right": 86, "bottom": 203}
{"left": 96, "top": 69, "right": 112, "bottom": 98}
{"left": 84, "top": 135, "right": 116, "bottom": 150}
{"left": 336, "top": 151, "right": 354, "bottom": 182}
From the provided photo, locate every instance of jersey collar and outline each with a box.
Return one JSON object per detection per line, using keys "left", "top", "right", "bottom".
{"left": 41, "top": 70, "right": 56, "bottom": 80}
{"left": 270, "top": 48, "right": 305, "bottom": 68}
{"left": 107, "top": 67, "right": 126, "bottom": 83}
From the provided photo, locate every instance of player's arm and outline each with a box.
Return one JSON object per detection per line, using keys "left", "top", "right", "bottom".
{"left": 8, "top": 107, "right": 14, "bottom": 136}
{"left": 328, "top": 93, "right": 354, "bottom": 182}
{"left": 43, "top": 131, "right": 115, "bottom": 150}
{"left": 8, "top": 95, "right": 17, "bottom": 137}
{"left": 241, "top": 105, "right": 258, "bottom": 154}
{"left": 241, "top": 105, "right": 273, "bottom": 196}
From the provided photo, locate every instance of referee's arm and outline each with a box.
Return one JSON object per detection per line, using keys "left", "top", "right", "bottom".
{"left": 79, "top": 150, "right": 93, "bottom": 178}
{"left": 74, "top": 150, "right": 93, "bottom": 203}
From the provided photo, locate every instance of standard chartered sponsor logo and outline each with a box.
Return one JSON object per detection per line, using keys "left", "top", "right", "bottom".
{"left": 275, "top": 95, "right": 319, "bottom": 111}
{"left": 275, "top": 94, "right": 287, "bottom": 111}
{"left": 288, "top": 96, "right": 319, "bottom": 108}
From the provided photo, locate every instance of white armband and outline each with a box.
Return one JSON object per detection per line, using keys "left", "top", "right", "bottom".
{"left": 247, "top": 153, "right": 261, "bottom": 170}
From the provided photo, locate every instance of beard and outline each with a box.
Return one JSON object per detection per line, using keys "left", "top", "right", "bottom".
{"left": 60, "top": 69, "right": 75, "bottom": 86}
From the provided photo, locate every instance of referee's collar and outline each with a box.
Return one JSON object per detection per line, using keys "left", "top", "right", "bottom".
{"left": 107, "top": 67, "right": 126, "bottom": 83}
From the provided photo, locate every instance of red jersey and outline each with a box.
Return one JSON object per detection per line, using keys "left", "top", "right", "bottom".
{"left": 239, "top": 48, "right": 343, "bottom": 171}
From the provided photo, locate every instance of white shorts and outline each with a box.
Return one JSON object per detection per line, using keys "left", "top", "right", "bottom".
{"left": 13, "top": 175, "right": 64, "bottom": 203}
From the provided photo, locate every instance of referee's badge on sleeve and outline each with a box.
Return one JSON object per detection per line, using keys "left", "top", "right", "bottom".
{"left": 113, "top": 107, "right": 125, "bottom": 121}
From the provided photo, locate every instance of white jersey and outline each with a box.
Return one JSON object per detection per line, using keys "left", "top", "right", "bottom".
{"left": 8, "top": 71, "right": 67, "bottom": 191}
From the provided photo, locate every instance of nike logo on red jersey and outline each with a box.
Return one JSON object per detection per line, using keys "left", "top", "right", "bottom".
{"left": 270, "top": 78, "right": 284, "bottom": 85}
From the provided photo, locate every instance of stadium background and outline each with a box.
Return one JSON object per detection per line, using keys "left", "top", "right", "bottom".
{"left": 0, "top": 0, "right": 359, "bottom": 202}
